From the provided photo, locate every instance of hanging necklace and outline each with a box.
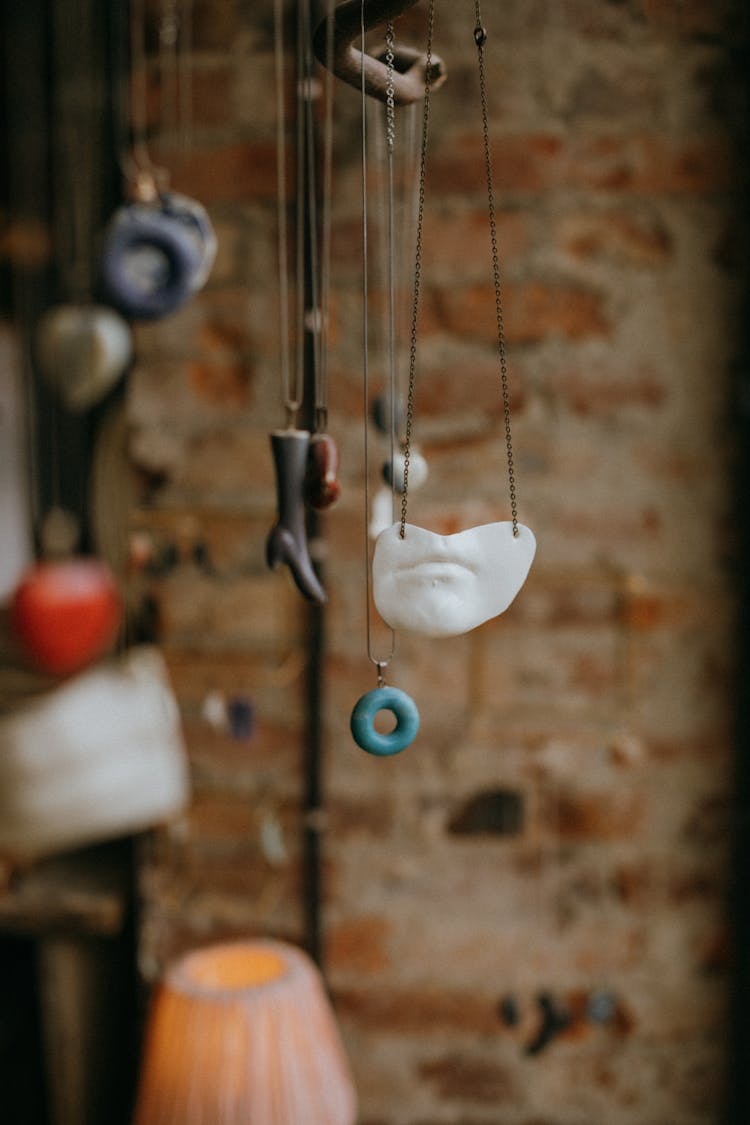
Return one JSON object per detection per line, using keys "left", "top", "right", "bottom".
{"left": 303, "top": 0, "right": 342, "bottom": 512}
{"left": 372, "top": 0, "right": 536, "bottom": 640}
{"left": 266, "top": 0, "right": 339, "bottom": 605}
{"left": 100, "top": 0, "right": 216, "bottom": 322}
{"left": 34, "top": 0, "right": 133, "bottom": 418}
{"left": 349, "top": 7, "right": 419, "bottom": 757}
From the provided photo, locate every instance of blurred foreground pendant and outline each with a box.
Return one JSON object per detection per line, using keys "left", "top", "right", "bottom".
{"left": 132, "top": 940, "right": 357, "bottom": 1125}
{"left": 102, "top": 0, "right": 216, "bottom": 321}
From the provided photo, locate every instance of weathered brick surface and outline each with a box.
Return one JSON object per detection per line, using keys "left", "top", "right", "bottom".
{"left": 131, "top": 1, "right": 740, "bottom": 1122}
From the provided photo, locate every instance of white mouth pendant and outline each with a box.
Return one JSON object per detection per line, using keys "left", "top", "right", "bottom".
{"left": 372, "top": 520, "right": 536, "bottom": 638}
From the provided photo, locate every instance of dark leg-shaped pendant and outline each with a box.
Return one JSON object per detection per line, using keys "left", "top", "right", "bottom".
{"left": 266, "top": 429, "right": 327, "bottom": 604}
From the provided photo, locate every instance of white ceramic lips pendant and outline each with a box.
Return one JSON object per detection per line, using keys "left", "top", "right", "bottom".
{"left": 372, "top": 520, "right": 536, "bottom": 638}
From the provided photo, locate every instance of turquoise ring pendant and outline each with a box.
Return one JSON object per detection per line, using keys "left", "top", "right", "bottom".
{"left": 350, "top": 686, "right": 420, "bottom": 756}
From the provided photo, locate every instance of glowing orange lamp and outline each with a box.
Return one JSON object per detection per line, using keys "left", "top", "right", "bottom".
{"left": 132, "top": 939, "right": 357, "bottom": 1125}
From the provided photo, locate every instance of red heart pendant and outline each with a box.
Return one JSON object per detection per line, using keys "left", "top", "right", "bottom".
{"left": 10, "top": 559, "right": 122, "bottom": 676}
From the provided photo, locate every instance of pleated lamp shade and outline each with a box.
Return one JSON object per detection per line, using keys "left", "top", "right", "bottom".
{"left": 132, "top": 939, "right": 357, "bottom": 1125}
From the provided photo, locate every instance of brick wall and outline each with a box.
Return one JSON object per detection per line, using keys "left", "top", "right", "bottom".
{"left": 132, "top": 2, "right": 741, "bottom": 1121}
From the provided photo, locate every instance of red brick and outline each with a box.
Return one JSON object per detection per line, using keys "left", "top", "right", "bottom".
{"left": 681, "top": 793, "right": 732, "bottom": 846}
{"left": 155, "top": 570, "right": 301, "bottom": 643}
{"left": 408, "top": 356, "right": 527, "bottom": 420}
{"left": 558, "top": 208, "right": 673, "bottom": 265}
{"left": 0, "top": 218, "right": 52, "bottom": 269}
{"left": 188, "top": 64, "right": 237, "bottom": 130}
{"left": 639, "top": 0, "right": 733, "bottom": 36}
{"left": 329, "top": 207, "right": 528, "bottom": 281}
{"left": 568, "top": 132, "right": 732, "bottom": 193}
{"left": 423, "top": 208, "right": 530, "bottom": 273}
{"left": 140, "top": 61, "right": 235, "bottom": 133}
{"left": 333, "top": 987, "right": 504, "bottom": 1036}
{"left": 620, "top": 588, "right": 677, "bottom": 631}
{"left": 428, "top": 130, "right": 732, "bottom": 197}
{"left": 540, "top": 787, "right": 644, "bottom": 841}
{"left": 424, "top": 279, "right": 609, "bottom": 344}
{"left": 181, "top": 715, "right": 303, "bottom": 782}
{"left": 151, "top": 427, "right": 276, "bottom": 500}
{"left": 565, "top": 64, "right": 664, "bottom": 121}
{"left": 327, "top": 916, "right": 392, "bottom": 974}
{"left": 614, "top": 856, "right": 727, "bottom": 908}
{"left": 171, "top": 142, "right": 280, "bottom": 203}
{"left": 186, "top": 358, "right": 252, "bottom": 407}
{"left": 187, "top": 0, "right": 244, "bottom": 51}
{"left": 507, "top": 578, "right": 622, "bottom": 630}
{"left": 418, "top": 1053, "right": 518, "bottom": 1103}
{"left": 131, "top": 508, "right": 271, "bottom": 574}
{"left": 327, "top": 797, "right": 395, "bottom": 838}
{"left": 553, "top": 367, "right": 668, "bottom": 417}
{"left": 129, "top": 357, "right": 254, "bottom": 431}
{"left": 186, "top": 789, "right": 300, "bottom": 848}
{"left": 428, "top": 132, "right": 565, "bottom": 196}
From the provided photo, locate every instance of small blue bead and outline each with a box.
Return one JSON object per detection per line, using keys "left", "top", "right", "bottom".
{"left": 587, "top": 991, "right": 617, "bottom": 1024}
{"left": 350, "top": 687, "right": 419, "bottom": 756}
{"left": 227, "top": 696, "right": 255, "bottom": 741}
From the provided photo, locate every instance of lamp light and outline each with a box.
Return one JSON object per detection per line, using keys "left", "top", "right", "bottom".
{"left": 132, "top": 939, "right": 357, "bottom": 1125}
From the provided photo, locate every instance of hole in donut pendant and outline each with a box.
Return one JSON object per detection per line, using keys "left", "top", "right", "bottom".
{"left": 350, "top": 686, "right": 419, "bottom": 756}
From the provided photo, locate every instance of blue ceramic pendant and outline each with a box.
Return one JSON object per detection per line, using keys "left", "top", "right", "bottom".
{"left": 350, "top": 686, "right": 419, "bottom": 756}
{"left": 100, "top": 193, "right": 216, "bottom": 321}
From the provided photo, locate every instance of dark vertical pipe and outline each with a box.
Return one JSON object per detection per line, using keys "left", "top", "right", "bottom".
{"left": 728, "top": 6, "right": 750, "bottom": 1122}
{"left": 304, "top": 592, "right": 325, "bottom": 969}
{"left": 301, "top": 0, "right": 326, "bottom": 970}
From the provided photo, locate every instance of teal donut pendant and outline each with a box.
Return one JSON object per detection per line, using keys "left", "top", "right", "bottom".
{"left": 350, "top": 686, "right": 420, "bottom": 756}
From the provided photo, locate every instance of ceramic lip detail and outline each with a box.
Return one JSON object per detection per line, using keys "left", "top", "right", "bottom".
{"left": 372, "top": 520, "right": 536, "bottom": 638}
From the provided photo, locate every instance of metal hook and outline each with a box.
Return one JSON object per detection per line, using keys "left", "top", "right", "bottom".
{"left": 313, "top": 0, "right": 447, "bottom": 106}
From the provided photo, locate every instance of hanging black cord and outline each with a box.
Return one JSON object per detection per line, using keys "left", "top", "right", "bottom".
{"left": 728, "top": 11, "right": 750, "bottom": 1121}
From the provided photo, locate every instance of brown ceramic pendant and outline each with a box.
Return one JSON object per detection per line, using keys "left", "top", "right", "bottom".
{"left": 304, "top": 433, "right": 341, "bottom": 511}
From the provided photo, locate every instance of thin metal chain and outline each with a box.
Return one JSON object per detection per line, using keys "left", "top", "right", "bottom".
{"left": 54, "top": 0, "right": 97, "bottom": 301}
{"left": 385, "top": 21, "right": 396, "bottom": 152}
{"left": 158, "top": 0, "right": 194, "bottom": 159}
{"left": 293, "top": 0, "right": 308, "bottom": 425}
{"left": 316, "top": 0, "right": 336, "bottom": 433}
{"left": 179, "top": 0, "right": 194, "bottom": 156}
{"left": 399, "top": 0, "right": 436, "bottom": 540}
{"left": 129, "top": 0, "right": 153, "bottom": 176}
{"left": 301, "top": 0, "right": 323, "bottom": 425}
{"left": 273, "top": 0, "right": 296, "bottom": 423}
{"left": 474, "top": 1, "right": 518, "bottom": 536}
{"left": 384, "top": 19, "right": 397, "bottom": 525}
{"left": 361, "top": 0, "right": 395, "bottom": 673}
{"left": 400, "top": 1, "right": 520, "bottom": 539}
{"left": 158, "top": 0, "right": 180, "bottom": 153}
